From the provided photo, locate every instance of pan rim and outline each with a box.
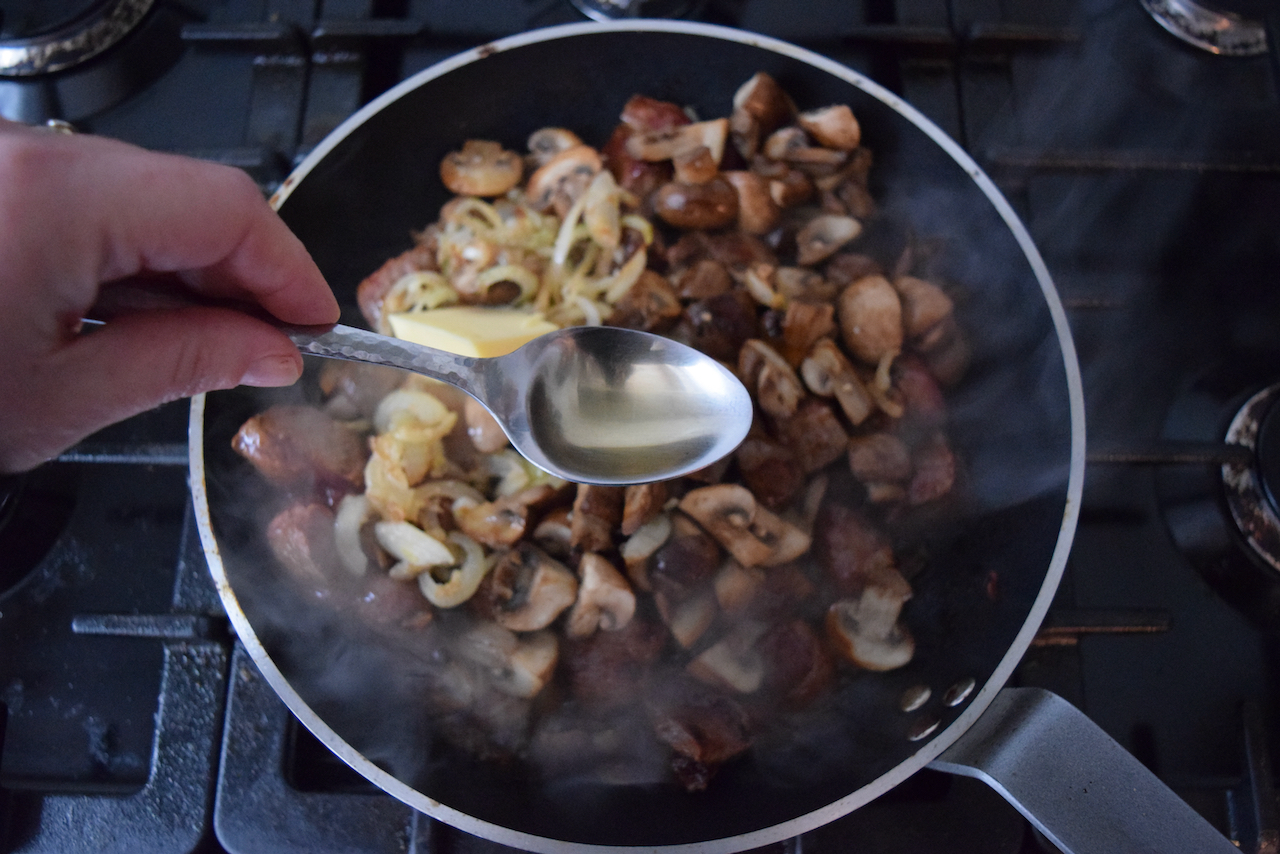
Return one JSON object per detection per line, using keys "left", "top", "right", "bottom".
{"left": 193, "top": 18, "right": 1086, "bottom": 854}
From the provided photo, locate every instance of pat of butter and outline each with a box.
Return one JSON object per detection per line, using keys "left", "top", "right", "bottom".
{"left": 387, "top": 307, "right": 559, "bottom": 358}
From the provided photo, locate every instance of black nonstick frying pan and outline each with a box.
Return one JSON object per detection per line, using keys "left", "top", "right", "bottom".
{"left": 190, "top": 20, "right": 1234, "bottom": 854}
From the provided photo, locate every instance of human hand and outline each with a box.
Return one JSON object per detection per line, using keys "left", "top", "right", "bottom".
{"left": 0, "top": 119, "right": 340, "bottom": 473}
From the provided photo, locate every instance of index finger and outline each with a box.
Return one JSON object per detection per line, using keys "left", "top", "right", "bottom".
{"left": 16, "top": 126, "right": 340, "bottom": 326}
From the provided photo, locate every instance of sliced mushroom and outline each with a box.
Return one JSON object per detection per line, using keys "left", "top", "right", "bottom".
{"left": 687, "top": 621, "right": 767, "bottom": 694}
{"left": 619, "top": 94, "right": 693, "bottom": 132}
{"left": 721, "top": 170, "right": 780, "bottom": 235}
{"left": 826, "top": 579, "right": 915, "bottom": 671}
{"left": 527, "top": 127, "right": 583, "bottom": 166}
{"left": 526, "top": 144, "right": 603, "bottom": 214}
{"left": 582, "top": 168, "right": 622, "bottom": 248}
{"left": 732, "top": 72, "right": 796, "bottom": 137}
{"left": 475, "top": 543, "right": 579, "bottom": 632}
{"left": 622, "top": 482, "right": 669, "bottom": 536}
{"left": 608, "top": 269, "right": 682, "bottom": 333}
{"left": 762, "top": 126, "right": 847, "bottom": 166}
{"left": 800, "top": 338, "right": 875, "bottom": 425}
{"left": 678, "top": 484, "right": 811, "bottom": 568}
{"left": 824, "top": 252, "right": 882, "bottom": 289}
{"left": 567, "top": 553, "right": 637, "bottom": 638}
{"left": 670, "top": 145, "right": 718, "bottom": 185}
{"left": 626, "top": 118, "right": 729, "bottom": 165}
{"left": 570, "top": 484, "right": 625, "bottom": 553}
{"left": 656, "top": 587, "right": 718, "bottom": 649}
{"left": 768, "top": 168, "right": 815, "bottom": 209}
{"left": 458, "top": 621, "right": 560, "bottom": 699}
{"left": 532, "top": 507, "right": 574, "bottom": 559}
{"left": 895, "top": 275, "right": 955, "bottom": 344}
{"left": 837, "top": 274, "right": 904, "bottom": 365}
{"left": 774, "top": 266, "right": 837, "bottom": 304}
{"left": 652, "top": 177, "right": 739, "bottom": 231}
{"left": 797, "top": 105, "right": 861, "bottom": 151}
{"left": 439, "top": 140, "right": 523, "bottom": 197}
{"left": 796, "top": 214, "right": 862, "bottom": 266}
{"left": 620, "top": 511, "right": 673, "bottom": 592}
{"left": 713, "top": 560, "right": 766, "bottom": 615}
{"left": 739, "top": 339, "right": 805, "bottom": 420}
{"left": 778, "top": 300, "right": 836, "bottom": 365}
{"left": 743, "top": 263, "right": 786, "bottom": 310}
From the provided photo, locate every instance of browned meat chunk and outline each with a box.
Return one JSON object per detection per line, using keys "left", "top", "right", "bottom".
{"left": 232, "top": 405, "right": 367, "bottom": 498}
{"left": 356, "top": 240, "right": 437, "bottom": 333}
{"left": 650, "top": 684, "right": 753, "bottom": 791}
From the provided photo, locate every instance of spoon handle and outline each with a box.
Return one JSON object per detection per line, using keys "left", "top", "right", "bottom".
{"left": 285, "top": 324, "right": 484, "bottom": 397}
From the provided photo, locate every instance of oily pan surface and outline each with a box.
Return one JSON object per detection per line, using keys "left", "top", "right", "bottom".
{"left": 201, "top": 31, "right": 1073, "bottom": 847}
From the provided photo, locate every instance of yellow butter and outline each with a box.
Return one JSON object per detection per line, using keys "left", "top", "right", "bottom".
{"left": 387, "top": 307, "right": 559, "bottom": 358}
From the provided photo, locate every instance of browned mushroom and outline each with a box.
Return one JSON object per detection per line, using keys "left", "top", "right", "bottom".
{"left": 608, "top": 269, "right": 682, "bottom": 333}
{"left": 440, "top": 140, "right": 523, "bottom": 197}
{"left": 826, "top": 575, "right": 915, "bottom": 671}
{"left": 824, "top": 252, "right": 881, "bottom": 289}
{"left": 532, "top": 506, "right": 574, "bottom": 559}
{"left": 739, "top": 339, "right": 806, "bottom": 421}
{"left": 457, "top": 620, "right": 561, "bottom": 699}
{"left": 678, "top": 484, "right": 810, "bottom": 568}
{"left": 713, "top": 560, "right": 765, "bottom": 614}
{"left": 656, "top": 588, "right": 718, "bottom": 649}
{"left": 721, "top": 170, "right": 781, "bottom": 235}
{"left": 687, "top": 621, "right": 767, "bottom": 694}
{"left": 650, "top": 684, "right": 753, "bottom": 792}
{"left": 837, "top": 275, "right": 904, "bottom": 365}
{"left": 797, "top": 105, "right": 861, "bottom": 151}
{"left": 778, "top": 300, "right": 836, "bottom": 366}
{"left": 622, "top": 481, "right": 670, "bottom": 536}
{"left": 526, "top": 144, "right": 603, "bottom": 215}
{"left": 800, "top": 337, "right": 875, "bottom": 425}
{"left": 774, "top": 266, "right": 838, "bottom": 304}
{"left": 795, "top": 214, "right": 862, "bottom": 266}
{"left": 768, "top": 168, "right": 815, "bottom": 209}
{"left": 620, "top": 94, "right": 693, "bottom": 131}
{"left": 567, "top": 553, "right": 637, "bottom": 638}
{"left": 895, "top": 275, "right": 955, "bottom": 344}
{"left": 627, "top": 118, "right": 729, "bottom": 165}
{"left": 473, "top": 543, "right": 578, "bottom": 632}
{"left": 619, "top": 511, "right": 672, "bottom": 592}
{"left": 762, "top": 126, "right": 848, "bottom": 167}
{"left": 652, "top": 177, "right": 739, "bottom": 231}
{"left": 570, "top": 484, "right": 625, "bottom": 553}
{"left": 527, "top": 127, "right": 583, "bottom": 166}
{"left": 732, "top": 72, "right": 796, "bottom": 137}
{"left": 681, "top": 290, "right": 761, "bottom": 362}
{"left": 672, "top": 146, "right": 720, "bottom": 184}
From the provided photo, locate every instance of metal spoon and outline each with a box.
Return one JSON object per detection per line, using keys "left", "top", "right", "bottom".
{"left": 286, "top": 323, "right": 753, "bottom": 485}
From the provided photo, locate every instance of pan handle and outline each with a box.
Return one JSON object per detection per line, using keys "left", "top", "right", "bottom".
{"left": 928, "top": 687, "right": 1237, "bottom": 854}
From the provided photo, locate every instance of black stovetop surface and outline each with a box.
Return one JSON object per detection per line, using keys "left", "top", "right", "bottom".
{"left": 2, "top": 1, "right": 1279, "bottom": 852}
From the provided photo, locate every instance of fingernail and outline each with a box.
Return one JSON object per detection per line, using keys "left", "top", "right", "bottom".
{"left": 240, "top": 353, "right": 302, "bottom": 387}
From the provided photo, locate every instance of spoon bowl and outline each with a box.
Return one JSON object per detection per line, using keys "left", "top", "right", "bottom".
{"left": 286, "top": 323, "right": 753, "bottom": 485}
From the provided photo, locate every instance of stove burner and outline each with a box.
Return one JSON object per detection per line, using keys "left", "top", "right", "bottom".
{"left": 0, "top": 0, "right": 156, "bottom": 76}
{"left": 1141, "top": 0, "right": 1268, "bottom": 56}
{"left": 1156, "top": 368, "right": 1280, "bottom": 627}
{"left": 1223, "top": 384, "right": 1280, "bottom": 572}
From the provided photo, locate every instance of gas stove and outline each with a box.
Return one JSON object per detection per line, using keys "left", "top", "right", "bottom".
{"left": 2, "top": 1, "right": 1279, "bottom": 852}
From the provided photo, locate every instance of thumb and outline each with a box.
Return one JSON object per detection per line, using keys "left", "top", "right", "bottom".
{"left": 11, "top": 307, "right": 301, "bottom": 468}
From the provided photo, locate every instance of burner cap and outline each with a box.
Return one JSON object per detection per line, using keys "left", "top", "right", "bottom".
{"left": 0, "top": 0, "right": 156, "bottom": 76}
{"left": 1224, "top": 384, "right": 1280, "bottom": 572}
{"left": 1141, "top": 0, "right": 1268, "bottom": 56}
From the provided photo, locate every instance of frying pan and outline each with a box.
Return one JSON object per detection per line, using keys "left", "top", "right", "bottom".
{"left": 189, "top": 21, "right": 1234, "bottom": 854}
